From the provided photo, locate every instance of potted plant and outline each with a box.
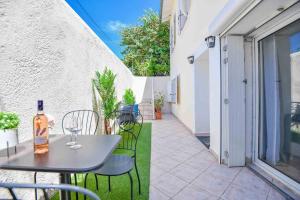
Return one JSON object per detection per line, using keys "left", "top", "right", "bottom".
{"left": 154, "top": 93, "right": 164, "bottom": 120}
{"left": 92, "top": 67, "right": 120, "bottom": 134}
{"left": 122, "top": 88, "right": 139, "bottom": 116}
{"left": 0, "top": 112, "right": 20, "bottom": 149}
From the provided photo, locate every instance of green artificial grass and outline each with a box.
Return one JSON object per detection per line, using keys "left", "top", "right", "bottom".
{"left": 52, "top": 123, "right": 152, "bottom": 200}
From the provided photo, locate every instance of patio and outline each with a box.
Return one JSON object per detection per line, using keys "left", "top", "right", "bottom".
{"left": 149, "top": 114, "right": 285, "bottom": 200}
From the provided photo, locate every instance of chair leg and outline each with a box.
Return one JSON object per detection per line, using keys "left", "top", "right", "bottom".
{"left": 84, "top": 173, "right": 89, "bottom": 200}
{"left": 128, "top": 172, "right": 133, "bottom": 200}
{"left": 34, "top": 172, "right": 37, "bottom": 200}
{"left": 134, "top": 159, "right": 141, "bottom": 194}
{"left": 74, "top": 174, "right": 79, "bottom": 200}
{"left": 94, "top": 174, "right": 99, "bottom": 191}
{"left": 108, "top": 176, "right": 111, "bottom": 192}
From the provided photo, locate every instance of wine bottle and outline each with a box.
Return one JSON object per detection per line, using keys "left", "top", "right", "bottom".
{"left": 33, "top": 100, "right": 49, "bottom": 154}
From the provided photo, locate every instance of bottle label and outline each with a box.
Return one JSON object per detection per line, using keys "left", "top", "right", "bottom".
{"left": 35, "top": 137, "right": 48, "bottom": 145}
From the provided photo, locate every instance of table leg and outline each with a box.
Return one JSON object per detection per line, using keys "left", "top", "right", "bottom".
{"left": 59, "top": 173, "right": 71, "bottom": 200}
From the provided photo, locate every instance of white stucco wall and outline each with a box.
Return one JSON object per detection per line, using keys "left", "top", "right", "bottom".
{"left": 0, "top": 0, "right": 133, "bottom": 198}
{"left": 168, "top": 0, "right": 227, "bottom": 133}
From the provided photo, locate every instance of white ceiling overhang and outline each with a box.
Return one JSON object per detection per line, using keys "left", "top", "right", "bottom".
{"left": 209, "top": 0, "right": 299, "bottom": 36}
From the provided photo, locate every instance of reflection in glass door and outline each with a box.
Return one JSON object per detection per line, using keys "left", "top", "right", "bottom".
{"left": 258, "top": 19, "right": 300, "bottom": 183}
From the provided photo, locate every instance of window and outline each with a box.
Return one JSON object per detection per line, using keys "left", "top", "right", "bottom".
{"left": 258, "top": 19, "right": 300, "bottom": 183}
{"left": 178, "top": 0, "right": 191, "bottom": 32}
{"left": 167, "top": 75, "right": 180, "bottom": 103}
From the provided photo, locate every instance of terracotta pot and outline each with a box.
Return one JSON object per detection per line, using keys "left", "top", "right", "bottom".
{"left": 155, "top": 110, "right": 162, "bottom": 120}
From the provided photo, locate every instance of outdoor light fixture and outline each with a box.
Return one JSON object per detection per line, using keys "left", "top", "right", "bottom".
{"left": 187, "top": 55, "right": 194, "bottom": 64}
{"left": 205, "top": 36, "right": 215, "bottom": 48}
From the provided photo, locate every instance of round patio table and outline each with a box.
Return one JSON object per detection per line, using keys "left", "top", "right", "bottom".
{"left": 0, "top": 134, "right": 121, "bottom": 200}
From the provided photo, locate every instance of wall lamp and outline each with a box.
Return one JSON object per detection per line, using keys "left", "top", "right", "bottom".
{"left": 187, "top": 55, "right": 194, "bottom": 64}
{"left": 205, "top": 36, "right": 215, "bottom": 48}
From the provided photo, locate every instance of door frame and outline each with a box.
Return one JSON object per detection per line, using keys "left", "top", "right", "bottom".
{"left": 250, "top": 7, "right": 300, "bottom": 192}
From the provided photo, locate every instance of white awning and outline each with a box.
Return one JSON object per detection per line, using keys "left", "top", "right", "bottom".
{"left": 208, "top": 0, "right": 261, "bottom": 35}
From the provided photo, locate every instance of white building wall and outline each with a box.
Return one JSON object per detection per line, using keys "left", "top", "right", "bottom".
{"left": 0, "top": 0, "right": 133, "bottom": 198}
{"left": 169, "top": 0, "right": 227, "bottom": 133}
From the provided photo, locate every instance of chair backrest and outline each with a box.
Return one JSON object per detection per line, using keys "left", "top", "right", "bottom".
{"left": 62, "top": 110, "right": 99, "bottom": 135}
{"left": 112, "top": 109, "right": 143, "bottom": 156}
{"left": 0, "top": 182, "right": 100, "bottom": 200}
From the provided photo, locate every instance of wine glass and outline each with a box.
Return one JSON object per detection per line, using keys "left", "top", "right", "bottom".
{"left": 70, "top": 117, "right": 82, "bottom": 150}
{"left": 65, "top": 116, "right": 77, "bottom": 146}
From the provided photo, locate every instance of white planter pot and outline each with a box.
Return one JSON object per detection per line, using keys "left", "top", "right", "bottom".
{"left": 0, "top": 129, "right": 18, "bottom": 150}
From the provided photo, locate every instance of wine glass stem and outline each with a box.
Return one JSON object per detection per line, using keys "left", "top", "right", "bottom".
{"left": 74, "top": 134, "right": 77, "bottom": 145}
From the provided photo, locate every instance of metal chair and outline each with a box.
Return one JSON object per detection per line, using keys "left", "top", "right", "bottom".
{"left": 0, "top": 182, "right": 100, "bottom": 200}
{"left": 62, "top": 110, "right": 100, "bottom": 136}
{"left": 84, "top": 109, "right": 143, "bottom": 200}
{"left": 35, "top": 110, "right": 99, "bottom": 200}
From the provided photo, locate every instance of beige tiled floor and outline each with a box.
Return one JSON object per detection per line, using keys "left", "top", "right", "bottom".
{"left": 149, "top": 115, "right": 285, "bottom": 200}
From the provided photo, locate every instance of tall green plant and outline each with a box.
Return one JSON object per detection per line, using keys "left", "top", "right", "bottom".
{"left": 123, "top": 89, "right": 136, "bottom": 105}
{"left": 92, "top": 67, "right": 120, "bottom": 134}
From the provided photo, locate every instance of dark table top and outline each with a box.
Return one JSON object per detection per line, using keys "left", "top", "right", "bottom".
{"left": 0, "top": 134, "right": 121, "bottom": 173}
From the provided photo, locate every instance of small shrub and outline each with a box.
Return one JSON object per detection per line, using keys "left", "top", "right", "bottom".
{"left": 0, "top": 112, "right": 20, "bottom": 130}
{"left": 123, "top": 89, "right": 136, "bottom": 105}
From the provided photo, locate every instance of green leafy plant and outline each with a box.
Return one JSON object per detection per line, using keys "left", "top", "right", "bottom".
{"left": 0, "top": 112, "right": 20, "bottom": 130}
{"left": 123, "top": 89, "right": 136, "bottom": 105}
{"left": 92, "top": 67, "right": 120, "bottom": 134}
{"left": 121, "top": 10, "right": 170, "bottom": 76}
{"left": 154, "top": 93, "right": 165, "bottom": 112}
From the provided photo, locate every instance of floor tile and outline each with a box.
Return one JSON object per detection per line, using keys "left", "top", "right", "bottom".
{"left": 222, "top": 184, "right": 268, "bottom": 200}
{"left": 170, "top": 162, "right": 205, "bottom": 183}
{"left": 154, "top": 156, "right": 181, "bottom": 171}
{"left": 191, "top": 171, "right": 231, "bottom": 196}
{"left": 150, "top": 164, "right": 167, "bottom": 182}
{"left": 233, "top": 168, "right": 270, "bottom": 194}
{"left": 152, "top": 173, "right": 188, "bottom": 197}
{"left": 149, "top": 185, "right": 170, "bottom": 200}
{"left": 205, "top": 163, "right": 242, "bottom": 182}
{"left": 185, "top": 154, "right": 214, "bottom": 170}
{"left": 173, "top": 185, "right": 219, "bottom": 200}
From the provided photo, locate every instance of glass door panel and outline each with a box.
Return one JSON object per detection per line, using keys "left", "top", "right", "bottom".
{"left": 258, "top": 19, "right": 300, "bottom": 183}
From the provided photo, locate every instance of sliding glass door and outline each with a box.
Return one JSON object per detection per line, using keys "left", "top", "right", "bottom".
{"left": 258, "top": 19, "right": 300, "bottom": 183}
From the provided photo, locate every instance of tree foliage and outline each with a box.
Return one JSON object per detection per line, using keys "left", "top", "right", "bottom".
{"left": 121, "top": 10, "right": 170, "bottom": 76}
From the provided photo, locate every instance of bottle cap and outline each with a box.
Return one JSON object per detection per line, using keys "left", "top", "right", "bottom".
{"left": 37, "top": 100, "right": 43, "bottom": 111}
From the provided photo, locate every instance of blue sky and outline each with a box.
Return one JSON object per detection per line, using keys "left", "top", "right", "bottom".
{"left": 66, "top": 0, "right": 160, "bottom": 58}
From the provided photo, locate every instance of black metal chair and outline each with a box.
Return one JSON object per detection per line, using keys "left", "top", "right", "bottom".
{"left": 0, "top": 182, "right": 100, "bottom": 200}
{"left": 84, "top": 109, "right": 143, "bottom": 200}
{"left": 35, "top": 110, "right": 99, "bottom": 200}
